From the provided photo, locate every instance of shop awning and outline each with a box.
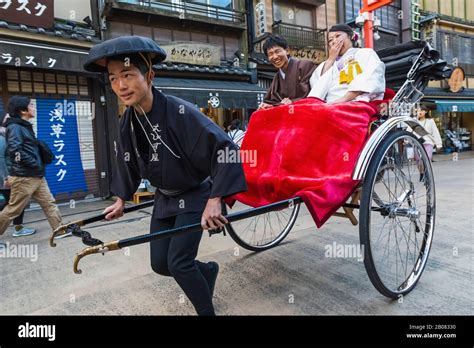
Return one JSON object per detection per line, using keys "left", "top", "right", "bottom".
{"left": 153, "top": 78, "right": 266, "bottom": 109}
{"left": 0, "top": 39, "right": 91, "bottom": 73}
{"left": 433, "top": 100, "right": 474, "bottom": 112}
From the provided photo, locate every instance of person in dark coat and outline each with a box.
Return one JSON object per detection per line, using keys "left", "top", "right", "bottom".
{"left": 0, "top": 96, "right": 63, "bottom": 239}
{"left": 0, "top": 113, "right": 36, "bottom": 240}
{"left": 84, "top": 36, "right": 247, "bottom": 316}
{"left": 259, "top": 34, "right": 317, "bottom": 109}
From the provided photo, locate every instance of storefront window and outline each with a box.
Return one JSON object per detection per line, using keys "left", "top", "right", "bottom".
{"left": 189, "top": 0, "right": 232, "bottom": 8}
{"left": 187, "top": 0, "right": 235, "bottom": 21}
{"left": 4, "top": 70, "right": 90, "bottom": 96}
{"left": 209, "top": 0, "right": 232, "bottom": 9}
{"left": 438, "top": 32, "right": 474, "bottom": 75}
{"left": 274, "top": 1, "right": 313, "bottom": 28}
{"left": 198, "top": 107, "right": 246, "bottom": 131}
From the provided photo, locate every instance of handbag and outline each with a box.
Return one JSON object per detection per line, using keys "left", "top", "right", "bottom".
{"left": 36, "top": 139, "right": 54, "bottom": 165}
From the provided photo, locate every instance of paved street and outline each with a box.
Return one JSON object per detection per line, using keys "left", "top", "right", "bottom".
{"left": 0, "top": 155, "right": 472, "bottom": 315}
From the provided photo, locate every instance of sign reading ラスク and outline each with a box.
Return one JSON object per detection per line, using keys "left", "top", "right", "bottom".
{"left": 0, "top": 0, "right": 54, "bottom": 29}
{"left": 36, "top": 98, "right": 88, "bottom": 196}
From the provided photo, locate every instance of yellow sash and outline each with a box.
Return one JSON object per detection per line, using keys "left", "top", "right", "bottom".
{"left": 339, "top": 61, "right": 363, "bottom": 84}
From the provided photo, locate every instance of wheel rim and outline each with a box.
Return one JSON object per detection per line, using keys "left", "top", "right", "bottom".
{"left": 226, "top": 201, "right": 300, "bottom": 249}
{"left": 367, "top": 135, "right": 435, "bottom": 295}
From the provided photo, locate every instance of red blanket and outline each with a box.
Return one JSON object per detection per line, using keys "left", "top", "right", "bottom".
{"left": 230, "top": 97, "right": 378, "bottom": 228}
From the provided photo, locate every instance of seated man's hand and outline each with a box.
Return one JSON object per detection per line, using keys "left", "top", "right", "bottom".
{"left": 280, "top": 98, "right": 292, "bottom": 105}
{"left": 258, "top": 102, "right": 273, "bottom": 110}
{"left": 201, "top": 197, "right": 228, "bottom": 230}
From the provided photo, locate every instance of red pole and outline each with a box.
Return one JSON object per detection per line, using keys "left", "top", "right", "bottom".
{"left": 363, "top": 11, "right": 374, "bottom": 48}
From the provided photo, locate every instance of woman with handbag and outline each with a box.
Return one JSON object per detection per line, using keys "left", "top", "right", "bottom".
{"left": 0, "top": 96, "right": 64, "bottom": 239}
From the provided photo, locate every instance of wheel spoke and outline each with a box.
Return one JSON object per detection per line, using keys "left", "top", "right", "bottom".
{"left": 365, "top": 132, "right": 435, "bottom": 297}
{"left": 226, "top": 202, "right": 299, "bottom": 250}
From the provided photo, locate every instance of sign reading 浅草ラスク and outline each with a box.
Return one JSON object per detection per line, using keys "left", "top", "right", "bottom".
{"left": 160, "top": 42, "right": 221, "bottom": 66}
{"left": 0, "top": 0, "right": 54, "bottom": 29}
{"left": 36, "top": 98, "right": 88, "bottom": 196}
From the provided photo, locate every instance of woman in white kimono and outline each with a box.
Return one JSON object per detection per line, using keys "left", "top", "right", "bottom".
{"left": 309, "top": 24, "right": 386, "bottom": 104}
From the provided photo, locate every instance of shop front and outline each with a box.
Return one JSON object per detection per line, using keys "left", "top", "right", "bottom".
{"left": 0, "top": 39, "right": 108, "bottom": 202}
{"left": 114, "top": 42, "right": 267, "bottom": 131}
{"left": 423, "top": 87, "right": 474, "bottom": 153}
{"left": 154, "top": 77, "right": 265, "bottom": 129}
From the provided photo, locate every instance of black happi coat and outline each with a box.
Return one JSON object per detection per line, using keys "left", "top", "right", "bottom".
{"left": 111, "top": 88, "right": 247, "bottom": 218}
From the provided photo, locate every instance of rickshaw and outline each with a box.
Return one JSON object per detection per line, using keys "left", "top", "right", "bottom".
{"left": 50, "top": 41, "right": 451, "bottom": 300}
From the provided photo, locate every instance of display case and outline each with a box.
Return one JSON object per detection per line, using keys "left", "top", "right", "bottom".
{"left": 458, "top": 128, "right": 472, "bottom": 150}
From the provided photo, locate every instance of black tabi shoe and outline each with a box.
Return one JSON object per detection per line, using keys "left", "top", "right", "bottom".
{"left": 207, "top": 261, "right": 219, "bottom": 298}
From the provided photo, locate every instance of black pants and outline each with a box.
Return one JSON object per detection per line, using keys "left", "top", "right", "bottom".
{"left": 0, "top": 189, "right": 24, "bottom": 226}
{"left": 149, "top": 211, "right": 215, "bottom": 316}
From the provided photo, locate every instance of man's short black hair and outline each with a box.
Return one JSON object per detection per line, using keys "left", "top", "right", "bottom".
{"left": 7, "top": 96, "right": 30, "bottom": 118}
{"left": 106, "top": 53, "right": 150, "bottom": 77}
{"left": 262, "top": 34, "right": 289, "bottom": 56}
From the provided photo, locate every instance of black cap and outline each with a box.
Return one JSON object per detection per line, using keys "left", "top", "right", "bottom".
{"left": 84, "top": 36, "right": 167, "bottom": 72}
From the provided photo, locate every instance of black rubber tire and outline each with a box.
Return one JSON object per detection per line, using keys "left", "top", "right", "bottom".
{"left": 359, "top": 130, "right": 435, "bottom": 298}
{"left": 222, "top": 201, "right": 300, "bottom": 252}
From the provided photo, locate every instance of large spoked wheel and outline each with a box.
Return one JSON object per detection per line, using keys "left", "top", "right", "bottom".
{"left": 223, "top": 200, "right": 300, "bottom": 252}
{"left": 360, "top": 130, "right": 435, "bottom": 298}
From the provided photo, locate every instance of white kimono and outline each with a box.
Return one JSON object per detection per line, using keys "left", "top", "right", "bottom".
{"left": 308, "top": 48, "right": 386, "bottom": 103}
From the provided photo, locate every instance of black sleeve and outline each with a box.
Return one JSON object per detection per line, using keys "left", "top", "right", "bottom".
{"left": 6, "top": 126, "right": 39, "bottom": 170}
{"left": 189, "top": 123, "right": 247, "bottom": 199}
{"left": 110, "top": 133, "right": 142, "bottom": 201}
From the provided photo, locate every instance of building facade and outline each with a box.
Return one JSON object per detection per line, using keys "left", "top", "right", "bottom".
{"left": 249, "top": 0, "right": 337, "bottom": 93}
{"left": 98, "top": 0, "right": 266, "bottom": 131}
{"left": 417, "top": 0, "right": 474, "bottom": 151}
{"left": 0, "top": 0, "right": 111, "bottom": 204}
{"left": 338, "top": 0, "right": 403, "bottom": 50}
